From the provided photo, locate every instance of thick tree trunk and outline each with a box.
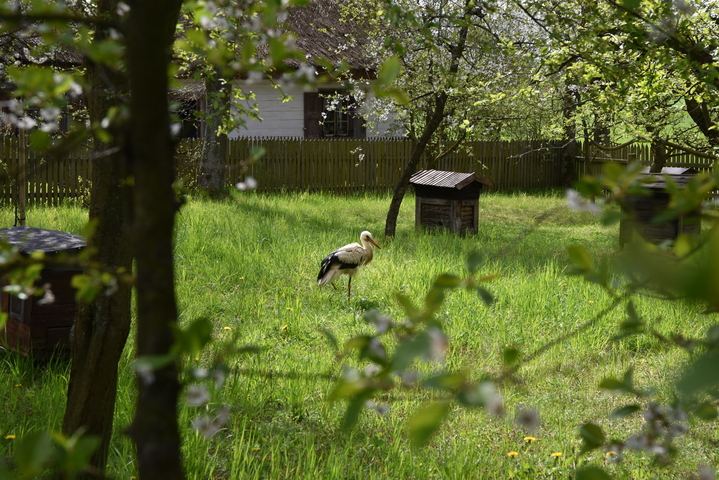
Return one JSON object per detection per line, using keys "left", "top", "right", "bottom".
{"left": 125, "top": 0, "right": 185, "bottom": 478}
{"left": 649, "top": 138, "right": 668, "bottom": 173}
{"left": 198, "top": 71, "right": 228, "bottom": 195}
{"left": 685, "top": 93, "right": 719, "bottom": 149}
{"left": 61, "top": 1, "right": 132, "bottom": 477}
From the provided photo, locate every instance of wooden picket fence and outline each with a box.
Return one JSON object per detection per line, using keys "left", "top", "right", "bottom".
{"left": 0, "top": 135, "right": 714, "bottom": 205}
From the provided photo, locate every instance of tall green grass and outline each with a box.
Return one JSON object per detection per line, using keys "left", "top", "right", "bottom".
{"left": 0, "top": 191, "right": 714, "bottom": 479}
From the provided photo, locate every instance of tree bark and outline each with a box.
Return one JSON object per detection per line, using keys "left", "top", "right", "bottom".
{"left": 384, "top": 3, "right": 472, "bottom": 238}
{"left": 61, "top": 0, "right": 133, "bottom": 477}
{"left": 685, "top": 92, "right": 719, "bottom": 149}
{"left": 646, "top": 125, "right": 668, "bottom": 173}
{"left": 384, "top": 92, "right": 450, "bottom": 238}
{"left": 197, "top": 69, "right": 228, "bottom": 195}
{"left": 124, "top": 0, "right": 185, "bottom": 478}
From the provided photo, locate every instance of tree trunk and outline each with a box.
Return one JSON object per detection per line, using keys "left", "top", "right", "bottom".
{"left": 384, "top": 3, "right": 471, "bottom": 238}
{"left": 61, "top": 1, "right": 132, "bottom": 477}
{"left": 384, "top": 92, "right": 449, "bottom": 238}
{"left": 685, "top": 92, "right": 719, "bottom": 149}
{"left": 197, "top": 70, "right": 228, "bottom": 195}
{"left": 649, "top": 137, "right": 668, "bottom": 173}
{"left": 124, "top": 0, "right": 185, "bottom": 478}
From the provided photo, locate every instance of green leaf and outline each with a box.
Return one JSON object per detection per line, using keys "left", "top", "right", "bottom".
{"left": 71, "top": 274, "right": 101, "bottom": 303}
{"left": 424, "top": 287, "right": 445, "bottom": 313}
{"left": 408, "top": 401, "right": 450, "bottom": 447}
{"left": 477, "top": 287, "right": 494, "bottom": 306}
{"left": 567, "top": 245, "right": 594, "bottom": 273}
{"left": 502, "top": 347, "right": 520, "bottom": 366}
{"left": 377, "top": 56, "right": 401, "bottom": 87}
{"left": 601, "top": 210, "right": 625, "bottom": 226}
{"left": 423, "top": 373, "right": 465, "bottom": 391}
{"left": 132, "top": 354, "right": 176, "bottom": 374}
{"left": 677, "top": 350, "right": 719, "bottom": 394}
{"left": 599, "top": 368, "right": 636, "bottom": 394}
{"left": 173, "top": 317, "right": 213, "bottom": 357}
{"left": 694, "top": 401, "right": 718, "bottom": 420}
{"left": 342, "top": 391, "right": 374, "bottom": 431}
{"left": 15, "top": 430, "right": 53, "bottom": 478}
{"left": 394, "top": 293, "right": 419, "bottom": 319}
{"left": 29, "top": 130, "right": 52, "bottom": 151}
{"left": 433, "top": 273, "right": 463, "bottom": 289}
{"left": 318, "top": 327, "right": 338, "bottom": 351}
{"left": 391, "top": 332, "right": 431, "bottom": 372}
{"left": 466, "top": 251, "right": 483, "bottom": 274}
{"left": 579, "top": 422, "right": 605, "bottom": 453}
{"left": 611, "top": 404, "right": 641, "bottom": 418}
{"left": 621, "top": 0, "right": 641, "bottom": 10}
{"left": 576, "top": 466, "right": 612, "bottom": 480}
{"left": 673, "top": 233, "right": 695, "bottom": 258}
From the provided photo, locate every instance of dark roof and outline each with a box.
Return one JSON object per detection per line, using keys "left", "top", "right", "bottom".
{"left": 282, "top": 0, "right": 375, "bottom": 72}
{"left": 640, "top": 167, "right": 698, "bottom": 175}
{"left": 0, "top": 32, "right": 82, "bottom": 70}
{"left": 410, "top": 169, "right": 493, "bottom": 189}
{"left": 0, "top": 226, "right": 85, "bottom": 254}
{"left": 640, "top": 167, "right": 699, "bottom": 189}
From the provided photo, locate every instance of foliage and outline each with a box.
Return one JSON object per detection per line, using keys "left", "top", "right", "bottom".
{"left": 563, "top": 161, "right": 719, "bottom": 477}
{"left": 348, "top": 0, "right": 562, "bottom": 156}
{"left": 519, "top": 0, "right": 719, "bottom": 158}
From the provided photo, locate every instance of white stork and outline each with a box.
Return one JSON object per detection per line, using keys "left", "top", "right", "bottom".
{"left": 317, "top": 231, "right": 381, "bottom": 298}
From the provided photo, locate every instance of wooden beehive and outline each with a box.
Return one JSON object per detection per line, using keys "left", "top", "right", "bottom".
{"left": 410, "top": 169, "right": 492, "bottom": 235}
{"left": 0, "top": 226, "right": 85, "bottom": 359}
{"left": 619, "top": 167, "right": 701, "bottom": 247}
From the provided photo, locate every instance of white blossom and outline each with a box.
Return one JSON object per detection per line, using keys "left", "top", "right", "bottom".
{"left": 566, "top": 189, "right": 601, "bottom": 215}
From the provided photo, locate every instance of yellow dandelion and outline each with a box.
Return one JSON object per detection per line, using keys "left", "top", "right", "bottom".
{"left": 14, "top": 384, "right": 21, "bottom": 387}
{"left": 551, "top": 452, "right": 562, "bottom": 457}
{"left": 286, "top": 307, "right": 293, "bottom": 311}
{"left": 605, "top": 451, "right": 618, "bottom": 457}
{"left": 223, "top": 326, "right": 232, "bottom": 331}
{"left": 281, "top": 325, "right": 288, "bottom": 330}
{"left": 5, "top": 435, "right": 15, "bottom": 440}
{"left": 507, "top": 451, "right": 518, "bottom": 457}
{"left": 523, "top": 436, "right": 536, "bottom": 442}
{"left": 252, "top": 447, "right": 260, "bottom": 452}
{"left": 588, "top": 300, "right": 594, "bottom": 304}
{"left": 194, "top": 357, "right": 199, "bottom": 362}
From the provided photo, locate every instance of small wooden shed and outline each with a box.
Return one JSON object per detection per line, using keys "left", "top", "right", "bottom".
{"left": 410, "top": 169, "right": 492, "bottom": 235}
{"left": 0, "top": 226, "right": 85, "bottom": 359}
{"left": 619, "top": 167, "right": 701, "bottom": 247}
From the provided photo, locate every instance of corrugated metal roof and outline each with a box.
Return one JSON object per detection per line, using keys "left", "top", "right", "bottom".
{"left": 410, "top": 170, "right": 477, "bottom": 189}
{"left": 0, "top": 226, "right": 85, "bottom": 254}
{"left": 640, "top": 167, "right": 699, "bottom": 189}
{"left": 640, "top": 167, "right": 698, "bottom": 175}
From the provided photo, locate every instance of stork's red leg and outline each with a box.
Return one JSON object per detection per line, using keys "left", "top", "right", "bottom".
{"left": 347, "top": 277, "right": 352, "bottom": 299}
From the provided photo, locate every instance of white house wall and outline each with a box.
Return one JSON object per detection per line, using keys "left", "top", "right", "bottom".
{"left": 228, "top": 79, "right": 399, "bottom": 139}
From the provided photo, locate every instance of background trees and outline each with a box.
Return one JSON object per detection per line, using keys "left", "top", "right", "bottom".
{"left": 341, "top": 0, "right": 554, "bottom": 236}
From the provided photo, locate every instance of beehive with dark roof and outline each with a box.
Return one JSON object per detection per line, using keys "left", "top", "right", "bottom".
{"left": 0, "top": 226, "right": 85, "bottom": 359}
{"left": 410, "top": 169, "right": 492, "bottom": 235}
{"left": 619, "top": 167, "right": 701, "bottom": 246}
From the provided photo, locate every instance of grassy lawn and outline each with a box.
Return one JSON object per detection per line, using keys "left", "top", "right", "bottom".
{"left": 0, "top": 190, "right": 715, "bottom": 479}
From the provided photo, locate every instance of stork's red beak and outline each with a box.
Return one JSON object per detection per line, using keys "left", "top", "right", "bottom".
{"left": 369, "top": 238, "right": 381, "bottom": 249}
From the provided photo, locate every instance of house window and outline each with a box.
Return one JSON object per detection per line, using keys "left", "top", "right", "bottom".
{"left": 304, "top": 91, "right": 366, "bottom": 139}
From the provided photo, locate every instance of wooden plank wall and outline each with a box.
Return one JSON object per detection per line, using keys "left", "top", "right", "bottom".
{"left": 0, "top": 135, "right": 714, "bottom": 205}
